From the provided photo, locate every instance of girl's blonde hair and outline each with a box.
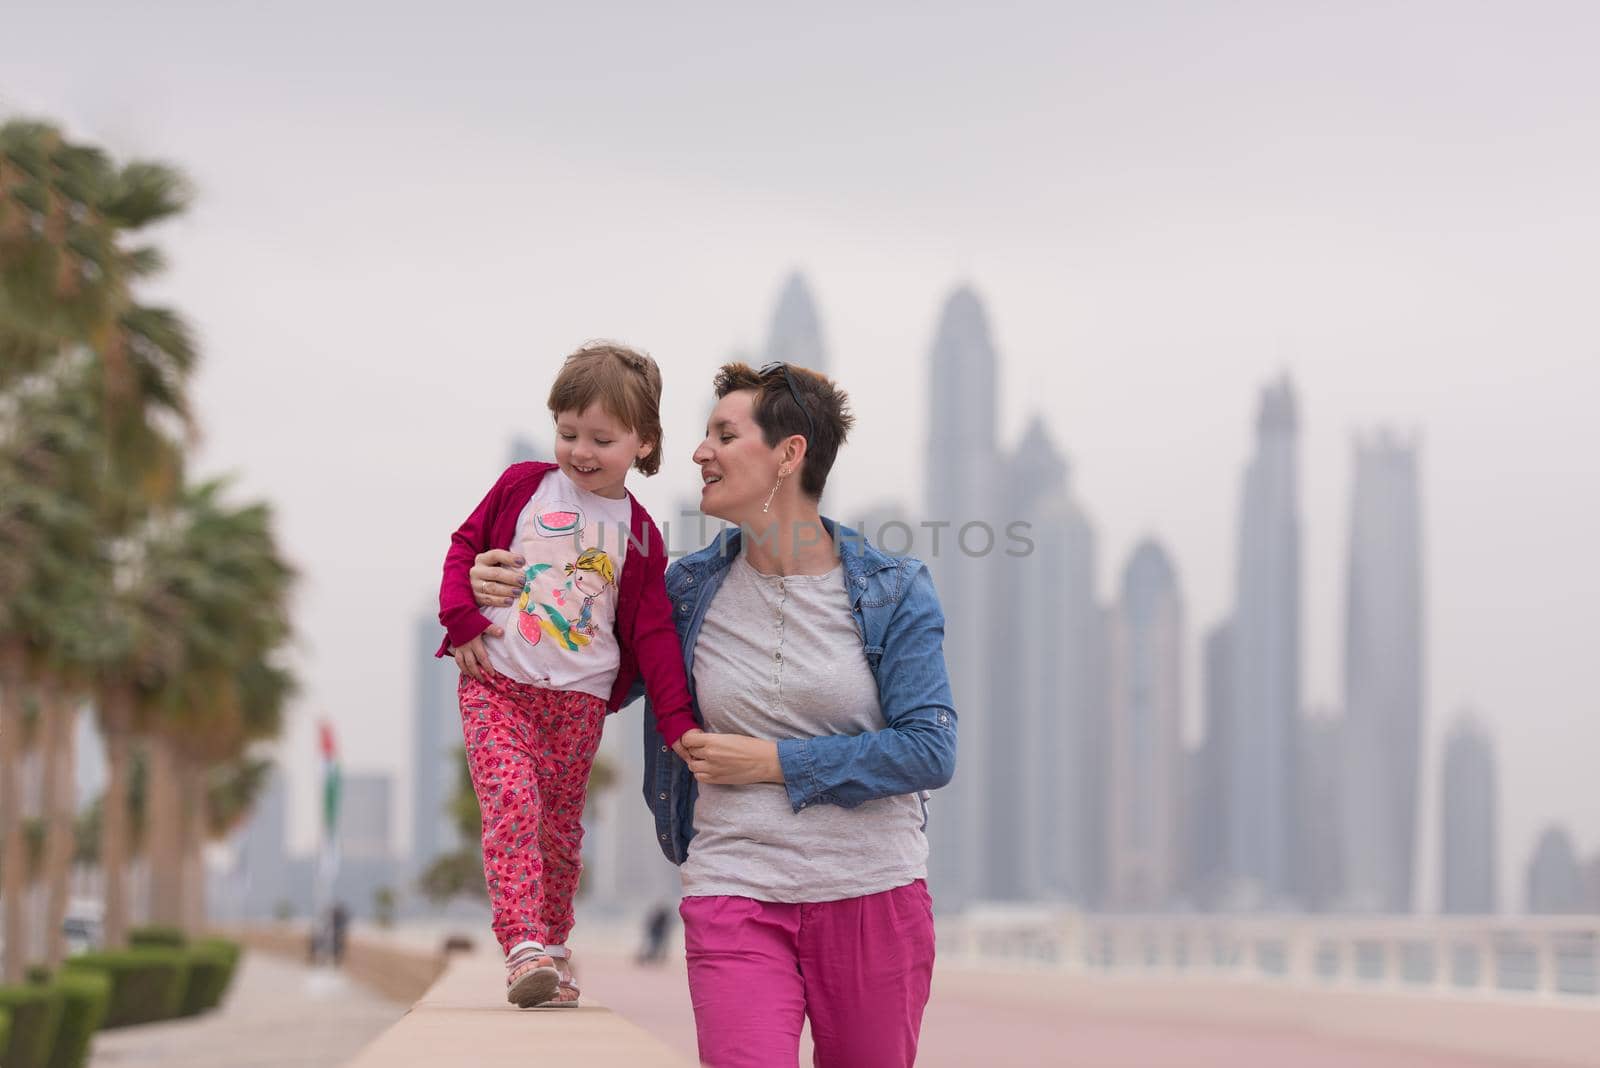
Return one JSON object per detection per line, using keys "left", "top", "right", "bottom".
{"left": 566, "top": 546, "right": 616, "bottom": 586}
{"left": 547, "top": 342, "right": 664, "bottom": 476}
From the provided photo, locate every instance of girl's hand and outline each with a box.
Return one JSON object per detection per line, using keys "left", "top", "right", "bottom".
{"left": 450, "top": 634, "right": 500, "bottom": 682}
{"left": 471, "top": 549, "right": 526, "bottom": 607}
{"left": 679, "top": 730, "right": 784, "bottom": 786}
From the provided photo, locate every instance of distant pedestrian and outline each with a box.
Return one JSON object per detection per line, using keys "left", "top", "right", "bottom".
{"left": 329, "top": 902, "right": 350, "bottom": 965}
{"left": 636, "top": 903, "right": 673, "bottom": 965}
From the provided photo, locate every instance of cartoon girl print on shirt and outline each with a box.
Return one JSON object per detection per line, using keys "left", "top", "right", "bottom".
{"left": 513, "top": 497, "right": 619, "bottom": 652}
{"left": 564, "top": 547, "right": 616, "bottom": 639}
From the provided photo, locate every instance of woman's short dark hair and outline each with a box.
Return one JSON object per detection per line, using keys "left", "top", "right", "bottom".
{"left": 713, "top": 362, "right": 854, "bottom": 498}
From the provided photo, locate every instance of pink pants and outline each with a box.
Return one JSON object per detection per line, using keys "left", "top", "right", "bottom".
{"left": 458, "top": 671, "right": 605, "bottom": 954}
{"left": 680, "top": 881, "right": 936, "bottom": 1068}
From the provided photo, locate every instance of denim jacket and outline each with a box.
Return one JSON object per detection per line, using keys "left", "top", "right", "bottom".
{"left": 640, "top": 519, "right": 958, "bottom": 864}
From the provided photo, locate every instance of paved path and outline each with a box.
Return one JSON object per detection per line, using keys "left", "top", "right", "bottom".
{"left": 89, "top": 950, "right": 403, "bottom": 1068}
{"left": 576, "top": 950, "right": 1556, "bottom": 1067}
{"left": 80, "top": 931, "right": 1583, "bottom": 1066}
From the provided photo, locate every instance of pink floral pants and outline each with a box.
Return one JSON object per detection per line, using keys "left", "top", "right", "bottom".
{"left": 458, "top": 671, "right": 606, "bottom": 953}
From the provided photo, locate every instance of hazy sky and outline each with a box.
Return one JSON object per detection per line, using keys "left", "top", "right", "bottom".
{"left": 6, "top": 1, "right": 1597, "bottom": 907}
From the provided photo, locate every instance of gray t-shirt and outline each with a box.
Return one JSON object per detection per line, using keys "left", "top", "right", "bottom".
{"left": 679, "top": 554, "right": 928, "bottom": 902}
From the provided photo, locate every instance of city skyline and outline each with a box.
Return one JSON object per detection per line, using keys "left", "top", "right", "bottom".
{"left": 9, "top": 2, "right": 1596, "bottom": 908}
{"left": 219, "top": 271, "right": 1596, "bottom": 918}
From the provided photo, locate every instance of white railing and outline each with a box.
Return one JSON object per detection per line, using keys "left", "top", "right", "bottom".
{"left": 938, "top": 909, "right": 1600, "bottom": 1001}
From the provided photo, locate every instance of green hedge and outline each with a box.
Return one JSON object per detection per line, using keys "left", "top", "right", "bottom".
{"left": 126, "top": 925, "right": 187, "bottom": 949}
{"left": 0, "top": 1006, "right": 12, "bottom": 1062}
{"left": 61, "top": 948, "right": 189, "bottom": 1029}
{"left": 178, "top": 940, "right": 241, "bottom": 1016}
{"left": 44, "top": 970, "right": 110, "bottom": 1068}
{"left": 0, "top": 984, "right": 63, "bottom": 1068}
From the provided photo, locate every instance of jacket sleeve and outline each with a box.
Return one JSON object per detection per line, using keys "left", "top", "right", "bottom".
{"left": 630, "top": 543, "right": 699, "bottom": 747}
{"left": 437, "top": 472, "right": 504, "bottom": 655}
{"left": 774, "top": 563, "right": 957, "bottom": 811}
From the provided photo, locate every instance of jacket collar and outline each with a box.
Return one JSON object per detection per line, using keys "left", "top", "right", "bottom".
{"left": 677, "top": 517, "right": 900, "bottom": 597}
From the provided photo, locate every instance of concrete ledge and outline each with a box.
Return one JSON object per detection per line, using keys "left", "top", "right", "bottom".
{"left": 223, "top": 924, "right": 447, "bottom": 1004}
{"left": 342, "top": 951, "right": 697, "bottom": 1067}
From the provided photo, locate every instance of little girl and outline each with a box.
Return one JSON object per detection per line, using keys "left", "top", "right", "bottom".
{"left": 435, "top": 342, "right": 698, "bottom": 1008}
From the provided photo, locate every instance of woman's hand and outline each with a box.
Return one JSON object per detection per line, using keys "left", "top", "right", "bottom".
{"left": 470, "top": 548, "right": 526, "bottom": 607}
{"left": 677, "top": 728, "right": 784, "bottom": 786}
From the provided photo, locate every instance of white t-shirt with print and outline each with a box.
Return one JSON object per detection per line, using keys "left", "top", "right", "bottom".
{"left": 478, "top": 469, "right": 633, "bottom": 700}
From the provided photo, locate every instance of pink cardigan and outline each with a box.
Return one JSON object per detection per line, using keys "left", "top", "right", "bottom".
{"left": 436, "top": 461, "right": 697, "bottom": 746}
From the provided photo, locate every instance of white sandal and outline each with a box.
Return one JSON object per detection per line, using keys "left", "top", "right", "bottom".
{"left": 545, "top": 946, "right": 580, "bottom": 1008}
{"left": 505, "top": 943, "right": 559, "bottom": 1008}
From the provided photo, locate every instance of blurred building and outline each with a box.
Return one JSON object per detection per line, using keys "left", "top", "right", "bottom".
{"left": 411, "top": 611, "right": 462, "bottom": 882}
{"left": 762, "top": 271, "right": 828, "bottom": 374}
{"left": 922, "top": 286, "right": 1002, "bottom": 908}
{"left": 1293, "top": 706, "right": 1344, "bottom": 912}
{"left": 582, "top": 709, "right": 681, "bottom": 912}
{"left": 1105, "top": 540, "right": 1183, "bottom": 911}
{"left": 1225, "top": 376, "right": 1303, "bottom": 908}
{"left": 1583, "top": 854, "right": 1600, "bottom": 914}
{"left": 1188, "top": 621, "right": 1234, "bottom": 907}
{"left": 1526, "top": 825, "right": 1586, "bottom": 915}
{"left": 340, "top": 773, "right": 393, "bottom": 861}
{"left": 230, "top": 764, "right": 292, "bottom": 919}
{"left": 1340, "top": 431, "right": 1424, "bottom": 913}
{"left": 332, "top": 772, "right": 401, "bottom": 916}
{"left": 993, "top": 418, "right": 1103, "bottom": 904}
{"left": 1440, "top": 713, "right": 1498, "bottom": 914}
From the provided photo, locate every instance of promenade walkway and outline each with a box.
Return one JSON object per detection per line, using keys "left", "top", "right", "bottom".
{"left": 580, "top": 950, "right": 1574, "bottom": 1067}
{"left": 84, "top": 924, "right": 1597, "bottom": 1066}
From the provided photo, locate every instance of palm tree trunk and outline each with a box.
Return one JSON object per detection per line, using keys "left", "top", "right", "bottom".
{"left": 34, "top": 678, "right": 65, "bottom": 965}
{"left": 145, "top": 734, "right": 184, "bottom": 926}
{"left": 0, "top": 650, "right": 30, "bottom": 982}
{"left": 179, "top": 760, "right": 207, "bottom": 935}
{"left": 40, "top": 681, "right": 78, "bottom": 967}
{"left": 100, "top": 687, "right": 133, "bottom": 949}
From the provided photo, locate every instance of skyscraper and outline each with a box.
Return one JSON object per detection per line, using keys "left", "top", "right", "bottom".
{"left": 235, "top": 764, "right": 290, "bottom": 919}
{"left": 341, "top": 773, "right": 395, "bottom": 861}
{"left": 1340, "top": 431, "right": 1424, "bottom": 913}
{"left": 1293, "top": 705, "right": 1344, "bottom": 912}
{"left": 762, "top": 271, "right": 828, "bottom": 373}
{"left": 1440, "top": 714, "right": 1497, "bottom": 914}
{"left": 1106, "top": 540, "right": 1183, "bottom": 911}
{"left": 1527, "top": 826, "right": 1586, "bottom": 915}
{"left": 1189, "top": 621, "right": 1234, "bottom": 907}
{"left": 1226, "top": 375, "right": 1302, "bottom": 907}
{"left": 992, "top": 418, "right": 1102, "bottom": 903}
{"left": 922, "top": 285, "right": 1000, "bottom": 907}
{"left": 411, "top": 611, "right": 462, "bottom": 879}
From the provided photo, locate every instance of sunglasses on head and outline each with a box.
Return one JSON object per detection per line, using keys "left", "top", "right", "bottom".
{"left": 759, "top": 361, "right": 816, "bottom": 446}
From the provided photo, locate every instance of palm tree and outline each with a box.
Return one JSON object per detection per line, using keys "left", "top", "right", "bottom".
{"left": 132, "top": 481, "right": 295, "bottom": 932}
{"left": 2, "top": 118, "right": 200, "bottom": 961}
{"left": 0, "top": 366, "right": 100, "bottom": 977}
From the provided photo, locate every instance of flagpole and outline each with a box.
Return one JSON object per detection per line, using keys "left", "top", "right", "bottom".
{"left": 313, "top": 719, "right": 341, "bottom": 963}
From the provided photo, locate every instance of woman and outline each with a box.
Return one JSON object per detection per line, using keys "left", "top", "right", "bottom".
{"left": 470, "top": 361, "right": 957, "bottom": 1067}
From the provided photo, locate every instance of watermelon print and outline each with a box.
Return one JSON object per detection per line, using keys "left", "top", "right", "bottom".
{"left": 458, "top": 672, "right": 605, "bottom": 953}
{"left": 533, "top": 505, "right": 584, "bottom": 538}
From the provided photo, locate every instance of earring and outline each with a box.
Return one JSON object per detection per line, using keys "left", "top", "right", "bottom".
{"left": 763, "top": 470, "right": 788, "bottom": 514}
